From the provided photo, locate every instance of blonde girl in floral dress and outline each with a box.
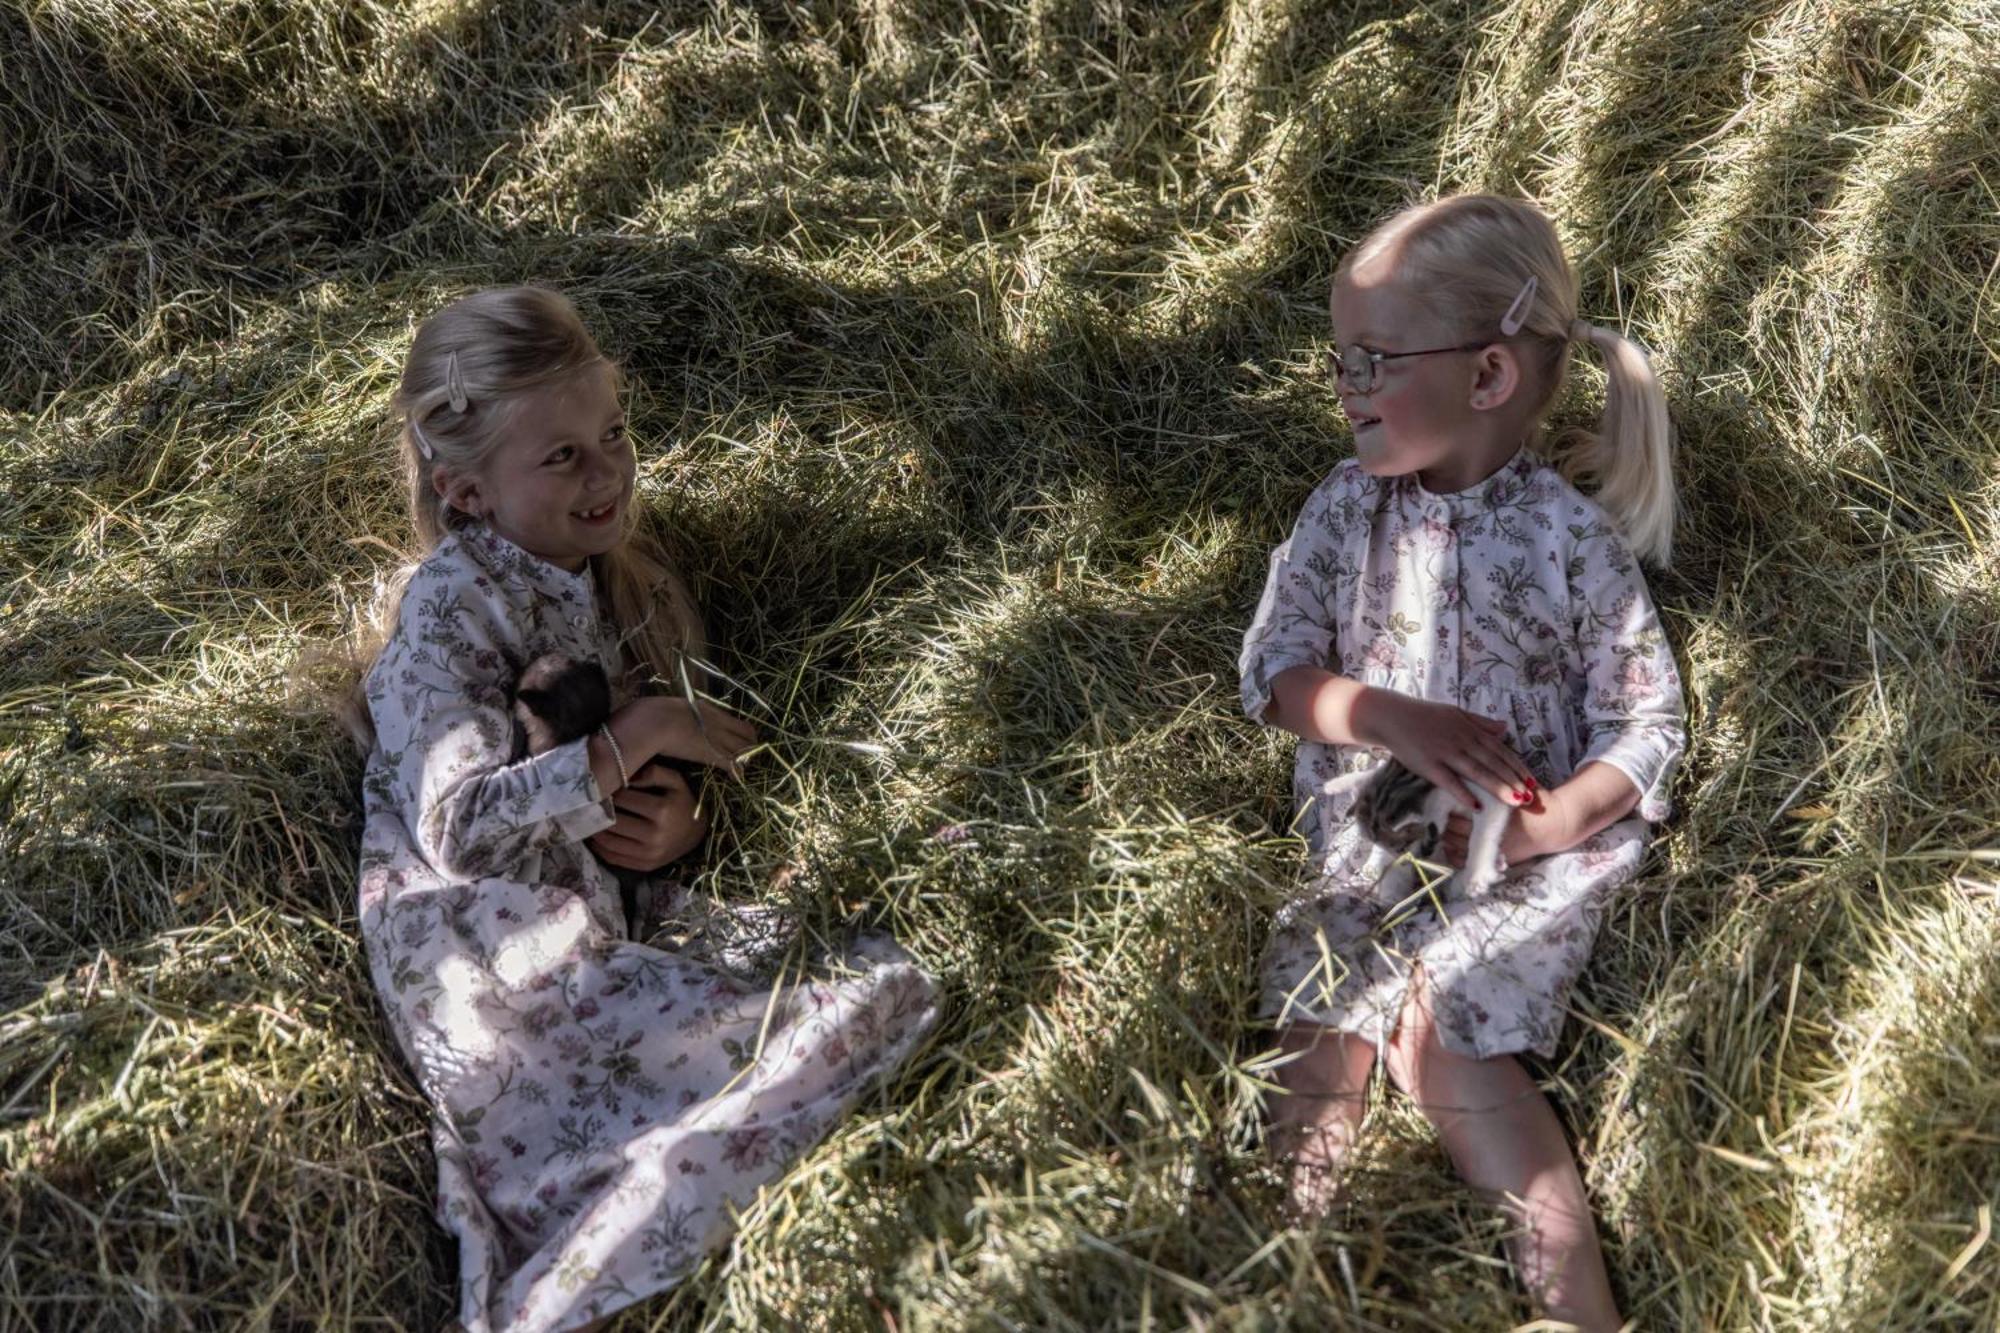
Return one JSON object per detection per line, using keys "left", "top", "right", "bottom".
{"left": 351, "top": 287, "right": 937, "bottom": 1332}
{"left": 1240, "top": 195, "right": 1685, "bottom": 1331}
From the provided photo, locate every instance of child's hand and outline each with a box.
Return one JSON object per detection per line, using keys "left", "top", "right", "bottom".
{"left": 633, "top": 697, "right": 758, "bottom": 775}
{"left": 1367, "top": 693, "right": 1536, "bottom": 812}
{"left": 1440, "top": 788, "right": 1575, "bottom": 867}
{"left": 590, "top": 761, "right": 708, "bottom": 871}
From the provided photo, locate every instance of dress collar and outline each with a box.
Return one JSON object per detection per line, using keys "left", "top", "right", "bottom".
{"left": 1406, "top": 446, "right": 1539, "bottom": 507}
{"left": 455, "top": 522, "right": 597, "bottom": 599}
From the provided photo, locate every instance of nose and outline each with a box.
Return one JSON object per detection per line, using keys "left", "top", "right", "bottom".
{"left": 581, "top": 447, "right": 620, "bottom": 493}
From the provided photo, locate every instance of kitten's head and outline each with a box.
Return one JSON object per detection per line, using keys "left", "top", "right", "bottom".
{"left": 1355, "top": 760, "right": 1440, "bottom": 852}
{"left": 512, "top": 653, "right": 612, "bottom": 754}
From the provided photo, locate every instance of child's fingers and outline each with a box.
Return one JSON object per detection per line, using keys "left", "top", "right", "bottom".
{"left": 628, "top": 761, "right": 691, "bottom": 793}
{"left": 1424, "top": 762, "right": 1482, "bottom": 811}
{"left": 1469, "top": 741, "right": 1534, "bottom": 803}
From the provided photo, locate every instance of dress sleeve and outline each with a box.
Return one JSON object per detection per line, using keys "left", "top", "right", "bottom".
{"left": 1566, "top": 519, "right": 1686, "bottom": 822}
{"left": 364, "top": 566, "right": 616, "bottom": 881}
{"left": 1239, "top": 467, "right": 1354, "bottom": 725}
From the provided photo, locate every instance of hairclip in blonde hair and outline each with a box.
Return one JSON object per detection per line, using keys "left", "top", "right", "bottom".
{"left": 410, "top": 418, "right": 437, "bottom": 460}
{"left": 1499, "top": 275, "right": 1538, "bottom": 337}
{"left": 444, "top": 351, "right": 469, "bottom": 413}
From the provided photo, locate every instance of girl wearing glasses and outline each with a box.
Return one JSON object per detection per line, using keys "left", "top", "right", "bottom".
{"left": 1239, "top": 194, "right": 1684, "bottom": 1331}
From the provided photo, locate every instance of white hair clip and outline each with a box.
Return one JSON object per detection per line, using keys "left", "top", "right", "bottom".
{"left": 410, "top": 418, "right": 437, "bottom": 460}
{"left": 445, "top": 351, "right": 469, "bottom": 413}
{"left": 1499, "top": 275, "right": 1538, "bottom": 337}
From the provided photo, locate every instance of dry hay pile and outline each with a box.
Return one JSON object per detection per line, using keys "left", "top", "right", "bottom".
{"left": 2, "top": 0, "right": 1996, "bottom": 1328}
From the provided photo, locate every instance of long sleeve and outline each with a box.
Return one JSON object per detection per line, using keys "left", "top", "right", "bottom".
{"left": 1239, "top": 466, "right": 1359, "bottom": 725}
{"left": 365, "top": 568, "right": 615, "bottom": 882}
{"left": 1566, "top": 519, "right": 1685, "bottom": 822}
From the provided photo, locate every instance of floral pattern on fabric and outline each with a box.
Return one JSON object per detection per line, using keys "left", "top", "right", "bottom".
{"left": 359, "top": 524, "right": 938, "bottom": 1333}
{"left": 1239, "top": 451, "right": 1684, "bottom": 1058}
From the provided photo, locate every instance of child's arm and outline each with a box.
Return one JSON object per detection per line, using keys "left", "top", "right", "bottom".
{"left": 367, "top": 569, "right": 737, "bottom": 883}
{"left": 1497, "top": 760, "right": 1641, "bottom": 861}
{"left": 1268, "top": 667, "right": 1536, "bottom": 813}
{"left": 1240, "top": 466, "right": 1534, "bottom": 812}
{"left": 1567, "top": 518, "right": 1687, "bottom": 824}
{"left": 585, "top": 696, "right": 755, "bottom": 798}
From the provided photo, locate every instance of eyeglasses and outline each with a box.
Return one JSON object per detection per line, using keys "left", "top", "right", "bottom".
{"left": 1325, "top": 341, "right": 1498, "bottom": 395}
{"left": 1327, "top": 277, "right": 1545, "bottom": 395}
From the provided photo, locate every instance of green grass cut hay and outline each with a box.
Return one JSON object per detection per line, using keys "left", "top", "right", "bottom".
{"left": 3, "top": 0, "right": 1997, "bottom": 1328}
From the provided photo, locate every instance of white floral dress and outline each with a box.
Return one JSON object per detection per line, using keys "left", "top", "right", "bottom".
{"left": 1239, "top": 451, "right": 1684, "bottom": 1059}
{"left": 358, "top": 524, "right": 938, "bottom": 1333}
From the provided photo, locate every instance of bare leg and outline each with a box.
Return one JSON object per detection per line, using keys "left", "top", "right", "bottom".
{"left": 1382, "top": 979, "right": 1622, "bottom": 1332}
{"left": 1267, "top": 1023, "right": 1377, "bottom": 1222}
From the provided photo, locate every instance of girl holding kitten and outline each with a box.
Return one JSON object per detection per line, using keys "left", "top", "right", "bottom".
{"left": 351, "top": 287, "right": 936, "bottom": 1333}
{"left": 1239, "top": 195, "right": 1685, "bottom": 1330}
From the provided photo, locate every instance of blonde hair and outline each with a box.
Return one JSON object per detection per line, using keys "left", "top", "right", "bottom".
{"left": 1340, "top": 194, "right": 1676, "bottom": 565}
{"left": 332, "top": 286, "right": 705, "bottom": 746}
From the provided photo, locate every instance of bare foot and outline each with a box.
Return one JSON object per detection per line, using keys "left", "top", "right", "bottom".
{"left": 1269, "top": 1115, "right": 1356, "bottom": 1222}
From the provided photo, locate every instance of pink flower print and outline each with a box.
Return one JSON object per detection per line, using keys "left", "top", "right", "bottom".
{"left": 537, "top": 1180, "right": 560, "bottom": 1204}
{"left": 573, "top": 997, "right": 600, "bottom": 1021}
{"left": 1420, "top": 516, "right": 1456, "bottom": 552}
{"left": 1363, "top": 636, "right": 1398, "bottom": 670}
{"left": 821, "top": 1036, "right": 850, "bottom": 1066}
{"left": 1619, "top": 659, "right": 1658, "bottom": 692}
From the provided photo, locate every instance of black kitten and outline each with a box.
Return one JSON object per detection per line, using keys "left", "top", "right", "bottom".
{"left": 513, "top": 654, "right": 614, "bottom": 755}
{"left": 511, "top": 653, "right": 699, "bottom": 934}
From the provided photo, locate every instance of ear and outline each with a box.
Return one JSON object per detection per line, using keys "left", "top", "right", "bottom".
{"left": 1466, "top": 343, "right": 1523, "bottom": 412}
{"left": 431, "top": 464, "right": 485, "bottom": 519}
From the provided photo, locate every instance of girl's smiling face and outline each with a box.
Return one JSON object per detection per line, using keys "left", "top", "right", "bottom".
{"left": 1329, "top": 255, "right": 1492, "bottom": 490}
{"left": 437, "top": 361, "right": 635, "bottom": 572}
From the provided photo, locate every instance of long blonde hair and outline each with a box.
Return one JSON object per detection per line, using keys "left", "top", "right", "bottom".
{"left": 333, "top": 286, "right": 705, "bottom": 745}
{"left": 1340, "top": 194, "right": 1676, "bottom": 565}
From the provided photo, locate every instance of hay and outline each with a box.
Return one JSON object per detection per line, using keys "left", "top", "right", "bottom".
{"left": 3, "top": 0, "right": 1997, "bottom": 1327}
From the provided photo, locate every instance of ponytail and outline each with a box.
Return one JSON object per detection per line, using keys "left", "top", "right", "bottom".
{"left": 1564, "top": 319, "right": 1675, "bottom": 567}
{"left": 1343, "top": 194, "right": 1680, "bottom": 567}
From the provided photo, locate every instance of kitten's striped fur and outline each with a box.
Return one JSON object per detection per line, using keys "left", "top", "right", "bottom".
{"left": 1353, "top": 758, "right": 1509, "bottom": 898}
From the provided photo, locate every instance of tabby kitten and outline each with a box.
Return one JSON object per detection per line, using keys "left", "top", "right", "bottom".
{"left": 1352, "top": 759, "right": 1510, "bottom": 899}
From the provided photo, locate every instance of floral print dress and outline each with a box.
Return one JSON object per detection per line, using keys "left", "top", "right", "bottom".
{"left": 1239, "top": 451, "right": 1684, "bottom": 1059}
{"left": 358, "top": 524, "right": 938, "bottom": 1333}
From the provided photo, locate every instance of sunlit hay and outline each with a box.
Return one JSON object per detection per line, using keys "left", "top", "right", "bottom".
{"left": 1787, "top": 883, "right": 2000, "bottom": 1324}
{"left": 1160, "top": 7, "right": 1463, "bottom": 317}
{"left": 6, "top": 0, "right": 2000, "bottom": 1328}
{"left": 1197, "top": 0, "right": 1304, "bottom": 178}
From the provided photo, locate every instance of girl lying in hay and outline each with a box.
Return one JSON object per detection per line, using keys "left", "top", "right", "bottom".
{"left": 346, "top": 287, "right": 937, "bottom": 1332}
{"left": 1240, "top": 194, "right": 1685, "bottom": 1332}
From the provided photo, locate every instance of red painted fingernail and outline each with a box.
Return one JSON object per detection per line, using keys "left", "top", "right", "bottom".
{"left": 1525, "top": 777, "right": 1537, "bottom": 789}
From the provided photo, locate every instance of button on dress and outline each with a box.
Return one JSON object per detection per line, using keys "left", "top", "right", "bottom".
{"left": 1239, "top": 451, "right": 1685, "bottom": 1058}
{"left": 358, "top": 524, "right": 938, "bottom": 1332}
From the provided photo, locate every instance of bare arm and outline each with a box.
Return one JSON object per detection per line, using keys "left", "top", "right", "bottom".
{"left": 585, "top": 696, "right": 756, "bottom": 796}
{"left": 1445, "top": 760, "right": 1644, "bottom": 866}
{"left": 1267, "top": 665, "right": 1535, "bottom": 811}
